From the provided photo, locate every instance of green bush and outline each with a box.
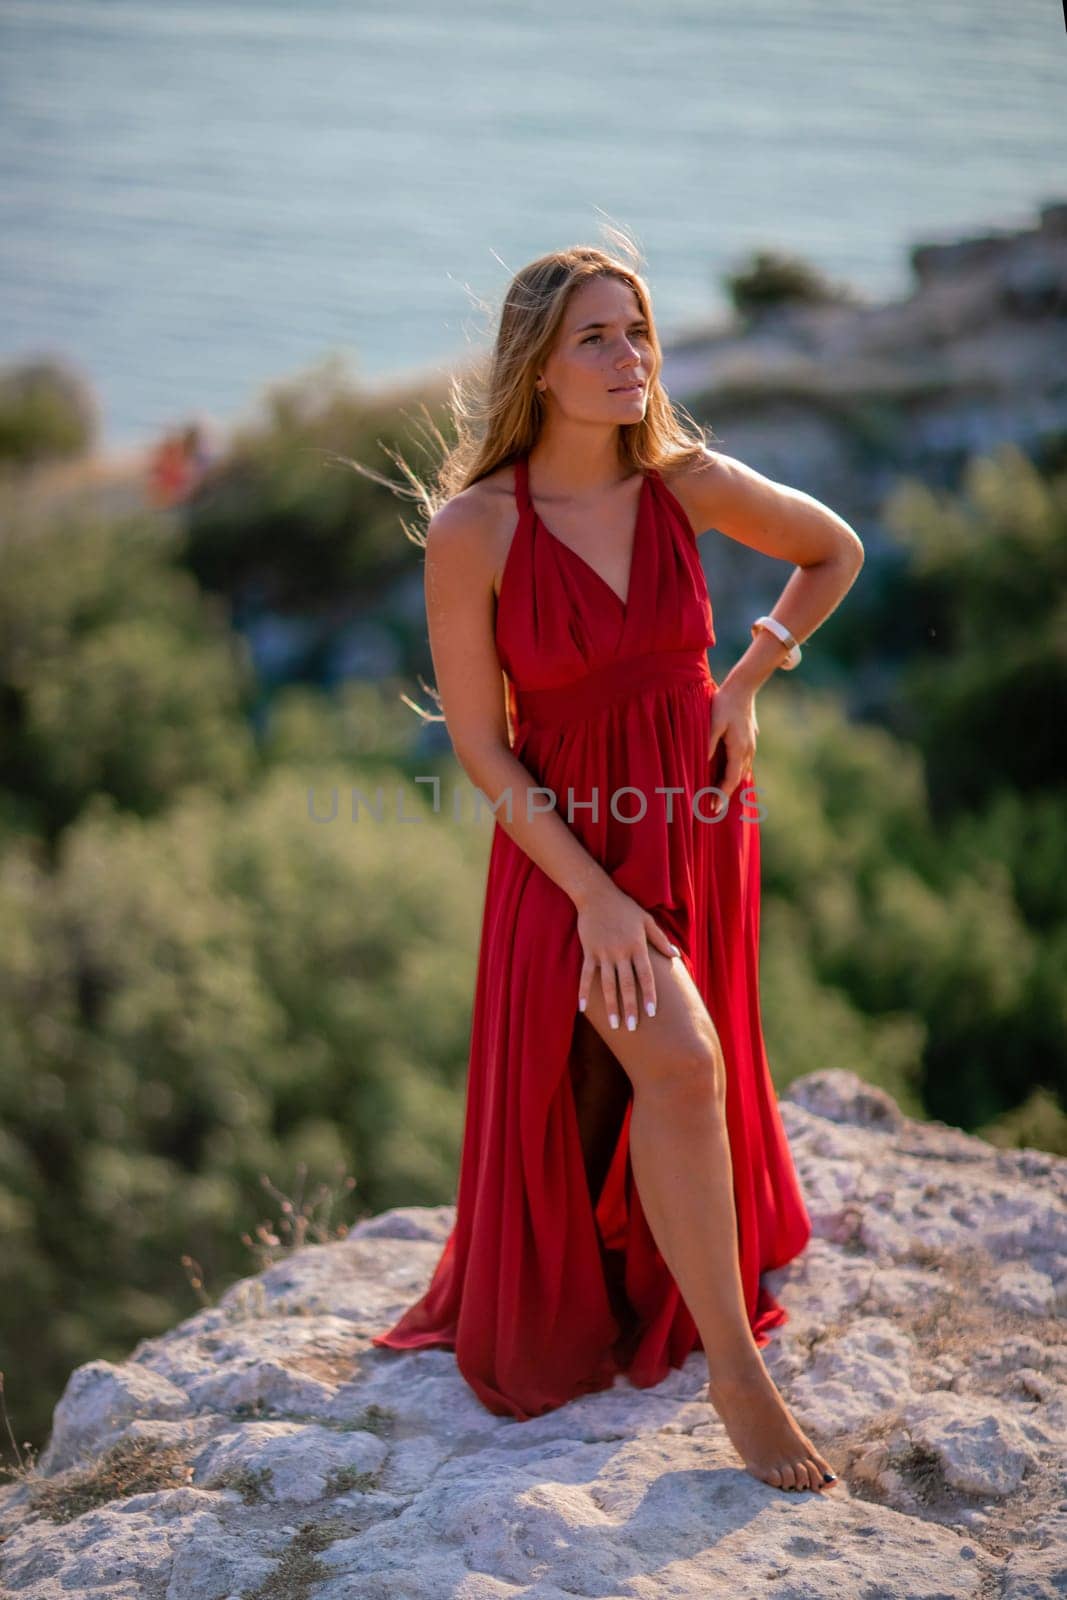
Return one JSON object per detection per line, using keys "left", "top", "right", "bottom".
{"left": 882, "top": 445, "right": 1067, "bottom": 806}
{"left": 724, "top": 248, "right": 858, "bottom": 317}
{"left": 181, "top": 356, "right": 454, "bottom": 606}
{"left": 751, "top": 682, "right": 1060, "bottom": 1126}
{"left": 0, "top": 360, "right": 95, "bottom": 467}
{"left": 0, "top": 761, "right": 486, "bottom": 1448}
{"left": 0, "top": 505, "right": 258, "bottom": 840}
{"left": 976, "top": 1085, "right": 1067, "bottom": 1157}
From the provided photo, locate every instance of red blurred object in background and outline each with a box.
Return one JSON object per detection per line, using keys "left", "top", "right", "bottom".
{"left": 147, "top": 422, "right": 213, "bottom": 508}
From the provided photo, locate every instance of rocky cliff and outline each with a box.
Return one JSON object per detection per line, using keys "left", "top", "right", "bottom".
{"left": 1, "top": 1069, "right": 1064, "bottom": 1598}
{"left": 662, "top": 199, "right": 1067, "bottom": 512}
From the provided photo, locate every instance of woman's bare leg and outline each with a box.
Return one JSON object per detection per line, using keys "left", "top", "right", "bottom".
{"left": 580, "top": 945, "right": 839, "bottom": 1493}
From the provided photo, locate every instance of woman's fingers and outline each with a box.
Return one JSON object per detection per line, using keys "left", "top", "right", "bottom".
{"left": 646, "top": 918, "right": 679, "bottom": 962}
{"left": 592, "top": 958, "right": 637, "bottom": 1031}
{"left": 577, "top": 956, "right": 596, "bottom": 1015}
{"left": 614, "top": 959, "right": 640, "bottom": 1031}
{"left": 599, "top": 962, "right": 621, "bottom": 1028}
{"left": 635, "top": 925, "right": 662, "bottom": 1019}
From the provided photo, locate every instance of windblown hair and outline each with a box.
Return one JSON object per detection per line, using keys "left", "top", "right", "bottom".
{"left": 340, "top": 224, "right": 718, "bottom": 719}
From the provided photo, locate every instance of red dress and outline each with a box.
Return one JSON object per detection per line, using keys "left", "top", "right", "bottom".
{"left": 370, "top": 452, "right": 812, "bottom": 1419}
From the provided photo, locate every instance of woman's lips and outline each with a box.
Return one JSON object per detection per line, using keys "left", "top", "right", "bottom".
{"left": 610, "top": 381, "right": 644, "bottom": 393}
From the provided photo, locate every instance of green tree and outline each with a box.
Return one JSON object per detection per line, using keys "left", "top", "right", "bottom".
{"left": 882, "top": 445, "right": 1067, "bottom": 808}
{"left": 0, "top": 506, "right": 257, "bottom": 843}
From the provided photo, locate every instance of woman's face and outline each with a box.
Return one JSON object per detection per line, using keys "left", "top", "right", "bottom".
{"left": 537, "top": 275, "right": 655, "bottom": 423}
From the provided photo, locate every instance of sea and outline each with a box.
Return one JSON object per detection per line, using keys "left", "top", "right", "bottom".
{"left": 1, "top": 0, "right": 1064, "bottom": 452}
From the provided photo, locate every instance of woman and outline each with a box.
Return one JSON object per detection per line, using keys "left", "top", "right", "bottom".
{"left": 370, "top": 239, "right": 864, "bottom": 1494}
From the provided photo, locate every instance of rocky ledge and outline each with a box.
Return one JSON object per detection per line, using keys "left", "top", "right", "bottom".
{"left": 1, "top": 1068, "right": 1064, "bottom": 1598}
{"left": 661, "top": 199, "right": 1067, "bottom": 504}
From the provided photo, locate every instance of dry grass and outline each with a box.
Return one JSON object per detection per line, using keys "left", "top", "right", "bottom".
{"left": 204, "top": 1462, "right": 273, "bottom": 1505}
{"left": 0, "top": 1370, "right": 40, "bottom": 1489}
{"left": 181, "top": 1163, "right": 361, "bottom": 1313}
{"left": 241, "top": 1518, "right": 355, "bottom": 1600}
{"left": 323, "top": 1463, "right": 382, "bottom": 1496}
{"left": 18, "top": 1435, "right": 194, "bottom": 1525}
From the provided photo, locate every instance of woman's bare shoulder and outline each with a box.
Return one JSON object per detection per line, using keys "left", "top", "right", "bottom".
{"left": 656, "top": 448, "right": 725, "bottom": 538}
{"left": 426, "top": 463, "right": 517, "bottom": 593}
{"left": 657, "top": 449, "right": 725, "bottom": 496}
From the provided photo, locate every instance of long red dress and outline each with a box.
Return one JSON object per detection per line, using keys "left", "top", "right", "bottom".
{"left": 370, "top": 451, "right": 812, "bottom": 1419}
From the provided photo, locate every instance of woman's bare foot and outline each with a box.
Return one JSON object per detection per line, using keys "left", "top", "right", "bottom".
{"left": 705, "top": 1356, "right": 840, "bottom": 1492}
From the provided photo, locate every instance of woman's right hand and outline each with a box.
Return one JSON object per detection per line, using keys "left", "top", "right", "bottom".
{"left": 576, "top": 884, "right": 681, "bottom": 1031}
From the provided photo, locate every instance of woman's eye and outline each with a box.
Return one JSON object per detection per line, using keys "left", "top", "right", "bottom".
{"left": 582, "top": 329, "right": 650, "bottom": 345}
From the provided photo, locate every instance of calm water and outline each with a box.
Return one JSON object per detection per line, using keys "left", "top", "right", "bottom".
{"left": 1, "top": 0, "right": 1063, "bottom": 452}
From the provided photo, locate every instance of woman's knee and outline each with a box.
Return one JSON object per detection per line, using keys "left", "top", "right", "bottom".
{"left": 634, "top": 1015, "right": 726, "bottom": 1106}
{"left": 582, "top": 943, "right": 726, "bottom": 1105}
{"left": 660, "top": 1042, "right": 725, "bottom": 1105}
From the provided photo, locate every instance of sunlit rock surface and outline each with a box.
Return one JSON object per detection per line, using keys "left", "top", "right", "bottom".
{"left": 1, "top": 1067, "right": 1064, "bottom": 1598}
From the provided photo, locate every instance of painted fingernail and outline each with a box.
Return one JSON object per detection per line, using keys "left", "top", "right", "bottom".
{"left": 609, "top": 1013, "right": 619, "bottom": 1030}
{"left": 646, "top": 1001, "right": 656, "bottom": 1017}
{"left": 578, "top": 997, "right": 586, "bottom": 1013}
{"left": 626, "top": 1015, "right": 636, "bottom": 1031}
{"left": 669, "top": 944, "right": 681, "bottom": 957}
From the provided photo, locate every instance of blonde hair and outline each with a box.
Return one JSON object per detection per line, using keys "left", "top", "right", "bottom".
{"left": 340, "top": 224, "right": 718, "bottom": 718}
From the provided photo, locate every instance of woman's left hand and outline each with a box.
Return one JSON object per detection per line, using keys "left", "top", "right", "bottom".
{"left": 707, "top": 682, "right": 759, "bottom": 813}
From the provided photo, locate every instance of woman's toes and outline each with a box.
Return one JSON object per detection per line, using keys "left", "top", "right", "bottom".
{"left": 764, "top": 1464, "right": 783, "bottom": 1488}
{"left": 778, "top": 1462, "right": 798, "bottom": 1490}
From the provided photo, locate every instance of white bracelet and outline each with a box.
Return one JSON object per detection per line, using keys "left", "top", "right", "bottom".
{"left": 751, "top": 614, "right": 802, "bottom": 670}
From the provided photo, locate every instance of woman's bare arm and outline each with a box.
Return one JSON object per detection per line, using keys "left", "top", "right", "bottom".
{"left": 423, "top": 492, "right": 615, "bottom": 912}
{"left": 669, "top": 449, "right": 865, "bottom": 694}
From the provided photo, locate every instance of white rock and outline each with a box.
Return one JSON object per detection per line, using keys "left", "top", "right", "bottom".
{"left": 2, "top": 1065, "right": 1064, "bottom": 1599}
{"left": 784, "top": 1069, "right": 905, "bottom": 1133}
{"left": 899, "top": 1393, "right": 1040, "bottom": 1496}
{"left": 991, "top": 1263, "right": 1057, "bottom": 1315}
{"left": 192, "top": 1420, "right": 388, "bottom": 1504}
{"left": 38, "top": 1360, "right": 193, "bottom": 1475}
{"left": 788, "top": 1317, "right": 919, "bottom": 1435}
